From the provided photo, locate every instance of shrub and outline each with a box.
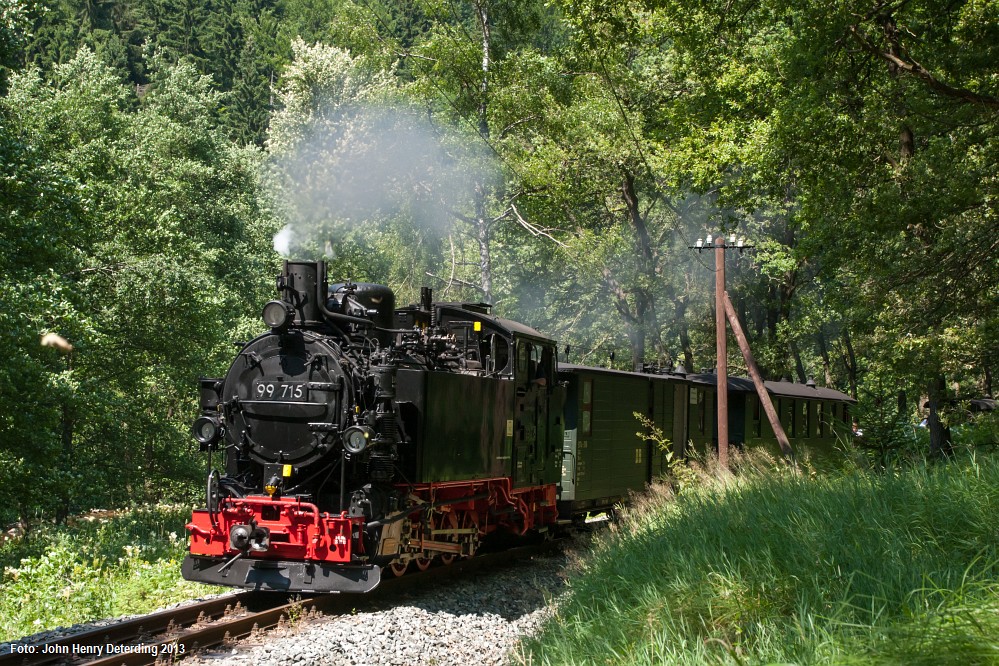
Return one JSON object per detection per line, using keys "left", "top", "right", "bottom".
{"left": 0, "top": 506, "right": 222, "bottom": 641}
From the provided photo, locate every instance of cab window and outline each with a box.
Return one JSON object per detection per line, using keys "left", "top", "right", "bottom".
{"left": 517, "top": 341, "right": 554, "bottom": 388}
{"left": 484, "top": 333, "right": 511, "bottom": 375}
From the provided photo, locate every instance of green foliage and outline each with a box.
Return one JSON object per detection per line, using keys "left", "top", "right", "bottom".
{"left": 0, "top": 48, "right": 278, "bottom": 525}
{"left": 633, "top": 412, "right": 698, "bottom": 494}
{"left": 264, "top": 35, "right": 501, "bottom": 306}
{"left": 0, "top": 506, "right": 223, "bottom": 640}
{"left": 522, "top": 452, "right": 999, "bottom": 665}
{"left": 0, "top": 0, "right": 29, "bottom": 89}
{"left": 954, "top": 412, "right": 999, "bottom": 451}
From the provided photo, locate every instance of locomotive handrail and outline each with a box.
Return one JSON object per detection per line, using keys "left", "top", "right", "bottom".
{"left": 317, "top": 261, "right": 375, "bottom": 328}
{"left": 220, "top": 497, "right": 323, "bottom": 527}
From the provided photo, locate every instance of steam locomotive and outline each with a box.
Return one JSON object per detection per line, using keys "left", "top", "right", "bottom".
{"left": 183, "top": 261, "right": 563, "bottom": 593}
{"left": 183, "top": 261, "right": 854, "bottom": 593}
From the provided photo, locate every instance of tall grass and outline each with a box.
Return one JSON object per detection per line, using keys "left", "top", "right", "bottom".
{"left": 0, "top": 506, "right": 223, "bottom": 642}
{"left": 522, "top": 452, "right": 999, "bottom": 665}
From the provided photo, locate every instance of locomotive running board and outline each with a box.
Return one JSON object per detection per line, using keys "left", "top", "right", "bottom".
{"left": 182, "top": 555, "right": 381, "bottom": 594}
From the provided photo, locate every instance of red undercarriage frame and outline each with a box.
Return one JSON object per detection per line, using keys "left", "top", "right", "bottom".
{"left": 186, "top": 477, "right": 557, "bottom": 565}
{"left": 186, "top": 495, "right": 358, "bottom": 563}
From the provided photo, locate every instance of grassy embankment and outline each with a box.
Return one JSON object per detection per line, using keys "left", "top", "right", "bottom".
{"left": 0, "top": 506, "right": 223, "bottom": 643}
{"left": 522, "top": 450, "right": 999, "bottom": 665}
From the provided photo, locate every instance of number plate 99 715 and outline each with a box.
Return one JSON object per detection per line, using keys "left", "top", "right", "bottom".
{"left": 253, "top": 381, "right": 307, "bottom": 400}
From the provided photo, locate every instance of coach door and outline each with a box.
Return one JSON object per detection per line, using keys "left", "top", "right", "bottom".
{"left": 513, "top": 339, "right": 554, "bottom": 486}
{"left": 672, "top": 383, "right": 688, "bottom": 458}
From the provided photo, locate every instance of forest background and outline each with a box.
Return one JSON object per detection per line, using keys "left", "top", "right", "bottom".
{"left": 1, "top": 0, "right": 996, "bottom": 526}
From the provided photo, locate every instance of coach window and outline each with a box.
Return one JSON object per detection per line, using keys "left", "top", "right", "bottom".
{"left": 753, "top": 398, "right": 762, "bottom": 438}
{"left": 517, "top": 341, "right": 530, "bottom": 387}
{"left": 537, "top": 345, "right": 554, "bottom": 387}
{"left": 818, "top": 402, "right": 826, "bottom": 437}
{"left": 802, "top": 401, "right": 810, "bottom": 439}
{"left": 698, "top": 390, "right": 706, "bottom": 435}
{"left": 581, "top": 378, "right": 593, "bottom": 436}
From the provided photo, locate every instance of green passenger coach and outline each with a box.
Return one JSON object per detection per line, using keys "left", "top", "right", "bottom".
{"left": 557, "top": 365, "right": 855, "bottom": 519}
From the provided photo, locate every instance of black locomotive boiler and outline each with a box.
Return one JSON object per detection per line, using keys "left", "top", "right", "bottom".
{"left": 183, "top": 261, "right": 564, "bottom": 593}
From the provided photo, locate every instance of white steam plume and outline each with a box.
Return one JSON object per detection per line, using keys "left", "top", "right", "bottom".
{"left": 273, "top": 225, "right": 295, "bottom": 257}
{"left": 269, "top": 104, "right": 496, "bottom": 260}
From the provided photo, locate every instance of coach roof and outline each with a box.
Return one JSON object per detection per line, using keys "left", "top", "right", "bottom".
{"left": 684, "top": 373, "right": 855, "bottom": 403}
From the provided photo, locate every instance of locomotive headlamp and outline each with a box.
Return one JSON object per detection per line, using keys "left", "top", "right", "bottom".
{"left": 264, "top": 475, "right": 281, "bottom": 497}
{"left": 192, "top": 416, "right": 222, "bottom": 444}
{"left": 343, "top": 426, "right": 374, "bottom": 454}
{"left": 262, "top": 300, "right": 295, "bottom": 330}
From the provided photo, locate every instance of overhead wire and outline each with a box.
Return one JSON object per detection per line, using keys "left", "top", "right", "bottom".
{"left": 352, "top": 0, "right": 591, "bottom": 250}
{"left": 355, "top": 0, "right": 530, "bottom": 182}
{"left": 355, "top": 0, "right": 715, "bottom": 284}
{"left": 574, "top": 19, "right": 716, "bottom": 273}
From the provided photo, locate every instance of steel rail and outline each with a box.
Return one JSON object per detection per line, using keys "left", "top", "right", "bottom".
{"left": 0, "top": 592, "right": 263, "bottom": 666}
{"left": 1, "top": 541, "right": 558, "bottom": 666}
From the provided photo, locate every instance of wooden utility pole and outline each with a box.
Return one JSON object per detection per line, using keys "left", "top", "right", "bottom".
{"left": 715, "top": 236, "right": 729, "bottom": 469}
{"left": 690, "top": 234, "right": 795, "bottom": 466}
{"left": 723, "top": 292, "right": 794, "bottom": 459}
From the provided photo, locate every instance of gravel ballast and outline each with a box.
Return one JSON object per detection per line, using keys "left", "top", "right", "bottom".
{"left": 183, "top": 553, "right": 568, "bottom": 666}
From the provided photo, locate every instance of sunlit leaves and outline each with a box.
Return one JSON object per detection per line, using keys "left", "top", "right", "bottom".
{"left": 0, "top": 47, "right": 278, "bottom": 522}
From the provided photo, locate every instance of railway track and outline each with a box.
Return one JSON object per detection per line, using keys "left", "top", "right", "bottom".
{"left": 0, "top": 542, "right": 555, "bottom": 666}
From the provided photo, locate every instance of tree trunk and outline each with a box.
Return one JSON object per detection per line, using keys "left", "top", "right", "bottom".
{"left": 843, "top": 327, "right": 858, "bottom": 400}
{"left": 629, "top": 290, "right": 648, "bottom": 371}
{"left": 619, "top": 170, "right": 660, "bottom": 370}
{"left": 674, "top": 295, "right": 694, "bottom": 371}
{"left": 17, "top": 501, "right": 31, "bottom": 535}
{"left": 474, "top": 0, "right": 490, "bottom": 138}
{"left": 474, "top": 182, "right": 492, "bottom": 303}
{"left": 766, "top": 286, "right": 780, "bottom": 341}
{"left": 754, "top": 301, "right": 766, "bottom": 340}
{"left": 790, "top": 339, "right": 806, "bottom": 382}
{"left": 737, "top": 293, "right": 749, "bottom": 340}
{"left": 473, "top": 0, "right": 493, "bottom": 302}
{"left": 817, "top": 331, "right": 834, "bottom": 386}
{"left": 927, "top": 375, "right": 953, "bottom": 458}
{"left": 56, "top": 355, "right": 74, "bottom": 525}
{"left": 628, "top": 323, "right": 646, "bottom": 371}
